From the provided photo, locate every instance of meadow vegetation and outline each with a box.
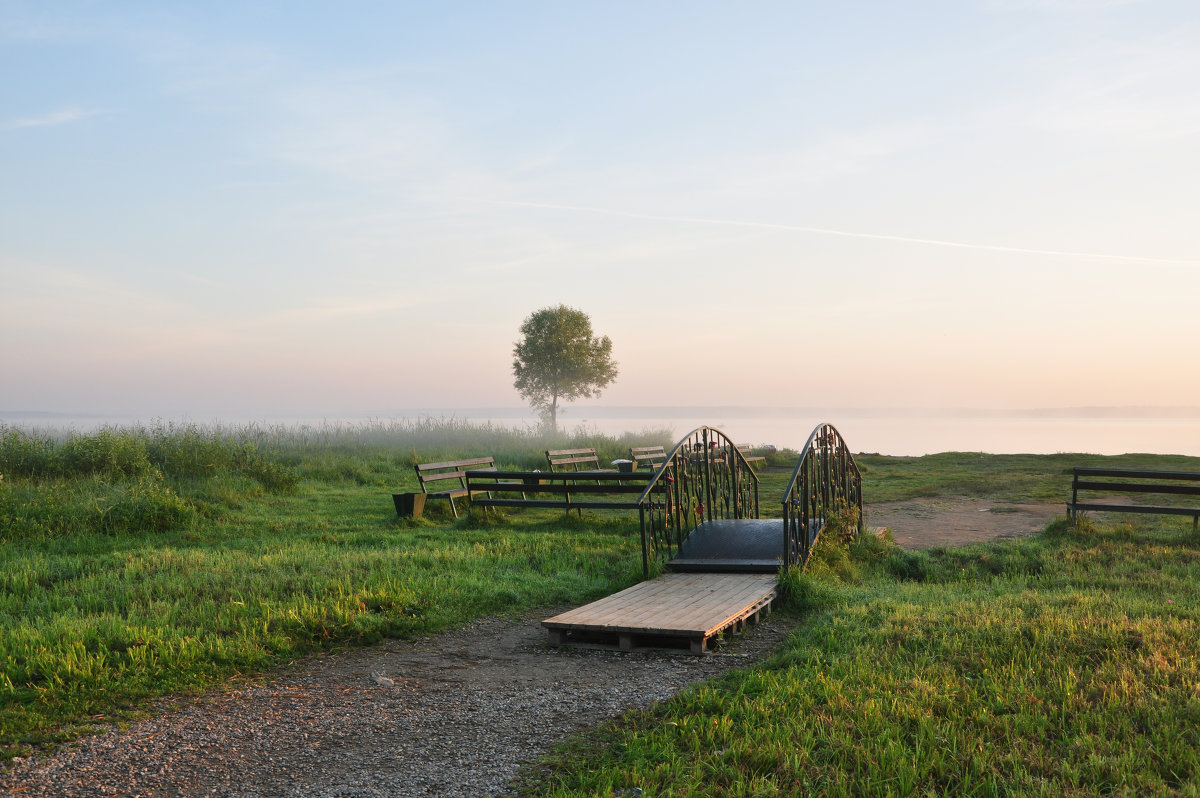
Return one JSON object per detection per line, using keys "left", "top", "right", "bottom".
{"left": 527, "top": 503, "right": 1200, "bottom": 796}
{"left": 2, "top": 420, "right": 1199, "bottom": 795}
{"left": 0, "top": 419, "right": 671, "bottom": 757}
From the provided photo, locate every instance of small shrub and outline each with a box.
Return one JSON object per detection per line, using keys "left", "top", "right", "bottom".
{"left": 234, "top": 450, "right": 299, "bottom": 494}
{"left": 824, "top": 501, "right": 862, "bottom": 546}
{"left": 58, "top": 430, "right": 154, "bottom": 478}
{"left": 89, "top": 474, "right": 197, "bottom": 536}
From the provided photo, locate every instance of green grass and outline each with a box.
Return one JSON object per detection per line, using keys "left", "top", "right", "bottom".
{"left": 856, "top": 451, "right": 1200, "bottom": 503}
{"left": 0, "top": 420, "right": 665, "bottom": 758}
{"left": 525, "top": 516, "right": 1200, "bottom": 796}
{"left": 2, "top": 422, "right": 1199, "bottom": 794}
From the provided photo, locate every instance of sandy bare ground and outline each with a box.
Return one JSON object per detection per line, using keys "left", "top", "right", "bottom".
{"left": 867, "top": 497, "right": 1065, "bottom": 550}
{"left": 1, "top": 498, "right": 1063, "bottom": 797}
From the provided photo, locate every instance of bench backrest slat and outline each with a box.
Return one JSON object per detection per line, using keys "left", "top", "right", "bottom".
{"left": 546, "top": 448, "right": 602, "bottom": 471}
{"left": 1074, "top": 480, "right": 1200, "bottom": 497}
{"left": 417, "top": 457, "right": 495, "bottom": 472}
{"left": 630, "top": 445, "right": 667, "bottom": 467}
{"left": 1073, "top": 467, "right": 1200, "bottom": 482}
{"left": 415, "top": 457, "right": 496, "bottom": 491}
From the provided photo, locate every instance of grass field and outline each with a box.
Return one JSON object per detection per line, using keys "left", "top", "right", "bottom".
{"left": 2, "top": 421, "right": 1199, "bottom": 794}
{"left": 527, "top": 514, "right": 1200, "bottom": 796}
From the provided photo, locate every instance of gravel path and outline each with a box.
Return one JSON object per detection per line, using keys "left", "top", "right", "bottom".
{"left": 0, "top": 609, "right": 794, "bottom": 797}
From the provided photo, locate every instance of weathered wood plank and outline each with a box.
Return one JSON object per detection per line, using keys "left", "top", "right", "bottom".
{"left": 547, "top": 574, "right": 726, "bottom": 628}
{"left": 543, "top": 573, "right": 777, "bottom": 641}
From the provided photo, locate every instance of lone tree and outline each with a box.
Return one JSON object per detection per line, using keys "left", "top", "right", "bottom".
{"left": 512, "top": 305, "right": 618, "bottom": 433}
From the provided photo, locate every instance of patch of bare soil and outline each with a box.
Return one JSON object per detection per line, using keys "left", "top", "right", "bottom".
{"left": 1, "top": 498, "right": 1063, "bottom": 797}
{"left": 866, "top": 497, "right": 1063, "bottom": 550}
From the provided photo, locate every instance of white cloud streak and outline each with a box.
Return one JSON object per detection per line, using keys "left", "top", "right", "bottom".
{"left": 3, "top": 107, "right": 104, "bottom": 130}
{"left": 475, "top": 199, "right": 1200, "bottom": 267}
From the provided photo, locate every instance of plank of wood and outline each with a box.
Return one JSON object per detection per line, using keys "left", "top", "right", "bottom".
{"left": 648, "top": 581, "right": 775, "bottom": 634}
{"left": 551, "top": 574, "right": 765, "bottom": 627}
{"left": 547, "top": 574, "right": 722, "bottom": 626}
{"left": 544, "top": 573, "right": 776, "bottom": 638}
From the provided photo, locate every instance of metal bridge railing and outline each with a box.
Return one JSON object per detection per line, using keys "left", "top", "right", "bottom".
{"left": 781, "top": 422, "right": 863, "bottom": 569}
{"left": 635, "top": 426, "right": 760, "bottom": 578}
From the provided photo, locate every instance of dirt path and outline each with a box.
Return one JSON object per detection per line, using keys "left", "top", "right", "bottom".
{"left": 1, "top": 499, "right": 1063, "bottom": 797}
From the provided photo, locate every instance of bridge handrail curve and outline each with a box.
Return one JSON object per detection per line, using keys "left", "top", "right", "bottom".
{"left": 781, "top": 422, "right": 864, "bottom": 569}
{"left": 633, "top": 426, "right": 760, "bottom": 577}
{"left": 634, "top": 426, "right": 758, "bottom": 503}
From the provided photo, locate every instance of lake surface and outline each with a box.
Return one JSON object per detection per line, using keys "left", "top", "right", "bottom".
{"left": 6, "top": 409, "right": 1199, "bottom": 457}
{"left": 562, "top": 414, "right": 1200, "bottom": 457}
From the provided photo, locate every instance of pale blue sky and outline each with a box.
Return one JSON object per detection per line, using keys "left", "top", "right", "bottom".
{"left": 3, "top": 1, "right": 1198, "bottom": 418}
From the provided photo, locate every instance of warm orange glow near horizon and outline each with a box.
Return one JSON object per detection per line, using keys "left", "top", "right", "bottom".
{"left": 3, "top": 4, "right": 1198, "bottom": 434}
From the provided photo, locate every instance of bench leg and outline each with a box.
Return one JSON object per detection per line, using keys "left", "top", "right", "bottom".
{"left": 449, "top": 496, "right": 459, "bottom": 519}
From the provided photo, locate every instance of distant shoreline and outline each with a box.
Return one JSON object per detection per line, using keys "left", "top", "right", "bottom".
{"left": 4, "top": 405, "right": 1200, "bottom": 423}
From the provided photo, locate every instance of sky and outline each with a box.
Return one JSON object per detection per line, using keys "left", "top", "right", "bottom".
{"left": 3, "top": 0, "right": 1198, "bottom": 420}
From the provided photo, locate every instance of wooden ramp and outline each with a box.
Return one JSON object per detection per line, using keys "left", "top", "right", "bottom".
{"left": 543, "top": 573, "right": 777, "bottom": 655}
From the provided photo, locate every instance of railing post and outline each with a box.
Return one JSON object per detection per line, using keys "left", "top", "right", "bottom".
{"left": 639, "top": 506, "right": 649, "bottom": 579}
{"left": 703, "top": 429, "right": 714, "bottom": 524}
{"left": 1075, "top": 468, "right": 1084, "bottom": 523}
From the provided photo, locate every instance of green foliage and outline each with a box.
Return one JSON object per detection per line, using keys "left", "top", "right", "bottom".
{"left": 57, "top": 430, "right": 155, "bottom": 478}
{"left": 512, "top": 305, "right": 618, "bottom": 432}
{"left": 0, "top": 472, "right": 197, "bottom": 542}
{"left": 776, "top": 569, "right": 836, "bottom": 613}
{"left": 0, "top": 424, "right": 300, "bottom": 543}
{"left": 0, "top": 426, "right": 56, "bottom": 478}
{"left": 0, "top": 419, "right": 666, "bottom": 758}
{"left": 533, "top": 519, "right": 1200, "bottom": 796}
{"left": 7, "top": 425, "right": 1200, "bottom": 797}
{"left": 0, "top": 423, "right": 298, "bottom": 492}
{"left": 762, "top": 447, "right": 800, "bottom": 469}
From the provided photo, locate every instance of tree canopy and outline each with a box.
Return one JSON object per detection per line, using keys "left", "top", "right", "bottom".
{"left": 512, "top": 305, "right": 618, "bottom": 432}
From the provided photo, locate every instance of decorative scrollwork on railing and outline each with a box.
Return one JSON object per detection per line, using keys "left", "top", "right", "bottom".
{"left": 636, "top": 426, "right": 760, "bottom": 577}
{"left": 782, "top": 423, "right": 863, "bottom": 569}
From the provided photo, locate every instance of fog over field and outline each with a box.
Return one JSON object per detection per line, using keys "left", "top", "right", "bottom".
{"left": 3, "top": 2, "right": 1198, "bottom": 430}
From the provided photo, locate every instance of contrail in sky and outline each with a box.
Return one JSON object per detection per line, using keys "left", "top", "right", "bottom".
{"left": 478, "top": 199, "right": 1198, "bottom": 267}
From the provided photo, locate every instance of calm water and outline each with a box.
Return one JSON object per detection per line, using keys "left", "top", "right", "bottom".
{"left": 564, "top": 415, "right": 1200, "bottom": 457}
{"left": 5, "top": 411, "right": 1199, "bottom": 457}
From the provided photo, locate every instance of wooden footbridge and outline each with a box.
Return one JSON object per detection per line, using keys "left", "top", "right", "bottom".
{"left": 468, "top": 423, "right": 863, "bottom": 654}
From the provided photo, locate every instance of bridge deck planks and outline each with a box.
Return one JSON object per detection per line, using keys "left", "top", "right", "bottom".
{"left": 543, "top": 573, "right": 777, "bottom": 653}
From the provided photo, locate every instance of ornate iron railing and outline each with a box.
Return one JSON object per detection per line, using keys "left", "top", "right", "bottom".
{"left": 635, "top": 426, "right": 760, "bottom": 577}
{"left": 782, "top": 423, "right": 863, "bottom": 569}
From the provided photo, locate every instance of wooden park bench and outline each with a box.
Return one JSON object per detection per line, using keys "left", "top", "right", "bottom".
{"left": 629, "top": 445, "right": 668, "bottom": 470}
{"left": 545, "top": 448, "right": 616, "bottom": 513}
{"left": 736, "top": 444, "right": 767, "bottom": 468}
{"left": 397, "top": 456, "right": 497, "bottom": 518}
{"left": 466, "top": 468, "right": 654, "bottom": 515}
{"left": 545, "top": 447, "right": 611, "bottom": 473}
{"left": 1068, "top": 467, "right": 1200, "bottom": 529}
